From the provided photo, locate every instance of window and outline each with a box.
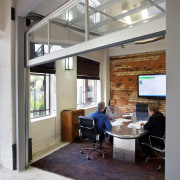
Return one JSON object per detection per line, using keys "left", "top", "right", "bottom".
{"left": 31, "top": 43, "right": 63, "bottom": 58}
{"left": 77, "top": 56, "right": 100, "bottom": 108}
{"left": 77, "top": 79, "right": 100, "bottom": 108}
{"left": 30, "top": 73, "right": 56, "bottom": 119}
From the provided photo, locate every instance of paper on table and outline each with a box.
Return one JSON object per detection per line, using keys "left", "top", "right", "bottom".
{"left": 111, "top": 118, "right": 132, "bottom": 126}
{"left": 127, "top": 121, "right": 147, "bottom": 129}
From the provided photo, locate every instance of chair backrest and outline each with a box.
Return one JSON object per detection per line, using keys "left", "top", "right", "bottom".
{"left": 78, "top": 116, "right": 97, "bottom": 141}
{"left": 135, "top": 103, "right": 148, "bottom": 121}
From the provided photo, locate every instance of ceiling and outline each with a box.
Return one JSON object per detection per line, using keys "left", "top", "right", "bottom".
{"left": 27, "top": 0, "right": 166, "bottom": 36}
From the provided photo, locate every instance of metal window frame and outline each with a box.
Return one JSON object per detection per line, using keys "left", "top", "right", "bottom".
{"left": 30, "top": 72, "right": 51, "bottom": 118}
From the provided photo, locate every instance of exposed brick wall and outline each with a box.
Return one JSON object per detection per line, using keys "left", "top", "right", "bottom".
{"left": 110, "top": 50, "right": 166, "bottom": 115}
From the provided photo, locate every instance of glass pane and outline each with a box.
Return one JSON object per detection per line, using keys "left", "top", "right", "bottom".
{"left": 102, "top": 0, "right": 147, "bottom": 17}
{"left": 88, "top": 0, "right": 148, "bottom": 37}
{"left": 87, "top": 79, "right": 97, "bottom": 105}
{"left": 55, "top": 1, "right": 85, "bottom": 22}
{"left": 92, "top": 20, "right": 125, "bottom": 35}
{"left": 89, "top": 12, "right": 108, "bottom": 27}
{"left": 119, "top": 7, "right": 164, "bottom": 26}
{"left": 77, "top": 79, "right": 99, "bottom": 108}
{"left": 30, "top": 74, "right": 45, "bottom": 118}
{"left": 49, "top": 1, "right": 85, "bottom": 53}
{"left": 28, "top": 23, "right": 48, "bottom": 59}
{"left": 158, "top": 2, "right": 166, "bottom": 10}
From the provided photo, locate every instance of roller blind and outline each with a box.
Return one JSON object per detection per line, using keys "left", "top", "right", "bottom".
{"left": 30, "top": 62, "right": 56, "bottom": 74}
{"left": 77, "top": 56, "right": 100, "bottom": 80}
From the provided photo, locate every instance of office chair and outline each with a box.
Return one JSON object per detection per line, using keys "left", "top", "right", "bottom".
{"left": 142, "top": 135, "right": 165, "bottom": 171}
{"left": 135, "top": 103, "right": 148, "bottom": 121}
{"left": 78, "top": 116, "right": 105, "bottom": 160}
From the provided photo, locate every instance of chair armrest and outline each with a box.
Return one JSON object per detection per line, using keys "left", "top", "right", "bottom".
{"left": 79, "top": 129, "right": 82, "bottom": 137}
{"left": 149, "top": 135, "right": 165, "bottom": 142}
{"left": 149, "top": 135, "right": 165, "bottom": 150}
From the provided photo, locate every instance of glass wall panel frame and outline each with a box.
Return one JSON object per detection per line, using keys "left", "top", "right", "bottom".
{"left": 26, "top": 0, "right": 166, "bottom": 67}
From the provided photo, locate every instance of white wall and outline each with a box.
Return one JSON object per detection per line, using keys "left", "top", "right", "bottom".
{"left": 56, "top": 58, "right": 77, "bottom": 141}
{"left": 29, "top": 117, "right": 56, "bottom": 154}
{"left": 16, "top": 0, "right": 43, "bottom": 17}
{"left": 0, "top": 0, "right": 15, "bottom": 169}
{"left": 108, "top": 38, "right": 166, "bottom": 56}
{"left": 166, "top": 0, "right": 180, "bottom": 179}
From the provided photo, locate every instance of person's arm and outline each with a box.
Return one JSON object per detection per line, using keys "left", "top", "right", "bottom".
{"left": 104, "top": 116, "right": 112, "bottom": 130}
{"left": 143, "top": 116, "right": 154, "bottom": 130}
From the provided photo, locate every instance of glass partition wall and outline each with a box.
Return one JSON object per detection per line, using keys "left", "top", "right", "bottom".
{"left": 26, "top": 0, "right": 166, "bottom": 65}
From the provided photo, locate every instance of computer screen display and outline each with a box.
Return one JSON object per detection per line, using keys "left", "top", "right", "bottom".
{"left": 138, "top": 74, "right": 166, "bottom": 99}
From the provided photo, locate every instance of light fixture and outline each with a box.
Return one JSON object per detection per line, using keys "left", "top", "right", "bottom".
{"left": 65, "top": 57, "right": 73, "bottom": 70}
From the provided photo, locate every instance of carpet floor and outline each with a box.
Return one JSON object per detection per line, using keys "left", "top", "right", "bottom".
{"left": 31, "top": 139, "right": 165, "bottom": 180}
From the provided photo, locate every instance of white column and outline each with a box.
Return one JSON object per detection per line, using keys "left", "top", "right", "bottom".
{"left": 166, "top": 0, "right": 180, "bottom": 179}
{"left": 16, "top": 16, "right": 27, "bottom": 170}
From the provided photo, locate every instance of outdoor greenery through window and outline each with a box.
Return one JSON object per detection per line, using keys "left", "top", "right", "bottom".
{"left": 30, "top": 73, "right": 56, "bottom": 119}
{"left": 77, "top": 79, "right": 100, "bottom": 108}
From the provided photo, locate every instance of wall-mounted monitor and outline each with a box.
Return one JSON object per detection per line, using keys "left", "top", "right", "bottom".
{"left": 138, "top": 74, "right": 166, "bottom": 99}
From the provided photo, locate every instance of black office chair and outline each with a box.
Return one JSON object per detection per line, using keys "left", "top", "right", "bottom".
{"left": 135, "top": 103, "right": 148, "bottom": 121}
{"left": 142, "top": 135, "right": 165, "bottom": 171}
{"left": 78, "top": 116, "right": 105, "bottom": 160}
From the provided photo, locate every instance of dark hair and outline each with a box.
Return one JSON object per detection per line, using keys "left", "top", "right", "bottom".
{"left": 98, "top": 102, "right": 105, "bottom": 110}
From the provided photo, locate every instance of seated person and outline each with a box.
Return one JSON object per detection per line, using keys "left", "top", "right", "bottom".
{"left": 106, "top": 98, "right": 120, "bottom": 120}
{"left": 138, "top": 104, "right": 165, "bottom": 158}
{"left": 105, "top": 98, "right": 120, "bottom": 144}
{"left": 89, "top": 102, "right": 112, "bottom": 148}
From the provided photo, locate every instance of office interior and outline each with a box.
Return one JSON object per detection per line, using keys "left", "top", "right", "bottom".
{"left": 0, "top": 0, "right": 180, "bottom": 180}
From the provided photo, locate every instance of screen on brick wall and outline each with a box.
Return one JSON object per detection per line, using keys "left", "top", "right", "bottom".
{"left": 138, "top": 74, "right": 166, "bottom": 99}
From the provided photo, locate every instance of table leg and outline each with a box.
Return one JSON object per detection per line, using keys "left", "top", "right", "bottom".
{"left": 113, "top": 137, "right": 135, "bottom": 163}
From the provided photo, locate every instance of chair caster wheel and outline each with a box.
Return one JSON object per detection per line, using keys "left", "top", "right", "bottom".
{"left": 80, "top": 150, "right": 84, "bottom": 154}
{"left": 87, "top": 157, "right": 90, "bottom": 160}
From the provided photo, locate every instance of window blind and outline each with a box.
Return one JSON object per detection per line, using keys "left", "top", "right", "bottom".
{"left": 30, "top": 62, "right": 56, "bottom": 74}
{"left": 77, "top": 56, "right": 100, "bottom": 80}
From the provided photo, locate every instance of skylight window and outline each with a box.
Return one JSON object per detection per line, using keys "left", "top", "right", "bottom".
{"left": 65, "top": 10, "right": 73, "bottom": 21}
{"left": 125, "top": 16, "right": 132, "bottom": 25}
{"left": 142, "top": 9, "right": 148, "bottom": 19}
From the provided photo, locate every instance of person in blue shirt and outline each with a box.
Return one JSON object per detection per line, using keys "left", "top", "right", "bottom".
{"left": 89, "top": 102, "right": 112, "bottom": 147}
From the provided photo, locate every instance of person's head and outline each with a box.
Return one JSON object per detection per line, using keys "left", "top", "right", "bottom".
{"left": 148, "top": 104, "right": 158, "bottom": 116}
{"left": 98, "top": 102, "right": 105, "bottom": 112}
{"left": 110, "top": 98, "right": 116, "bottom": 109}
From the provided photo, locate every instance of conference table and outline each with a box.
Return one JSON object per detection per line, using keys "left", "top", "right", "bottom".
{"left": 105, "top": 118, "right": 148, "bottom": 163}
